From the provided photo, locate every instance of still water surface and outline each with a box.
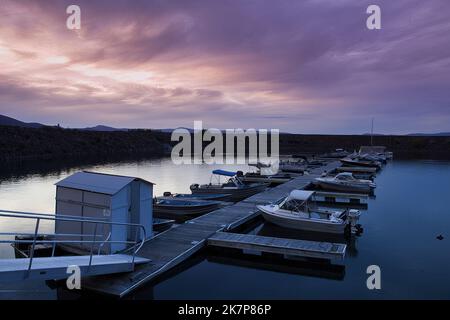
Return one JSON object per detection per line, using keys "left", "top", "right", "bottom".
{"left": 1, "top": 158, "right": 450, "bottom": 299}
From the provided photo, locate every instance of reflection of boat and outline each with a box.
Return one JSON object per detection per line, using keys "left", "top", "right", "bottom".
{"left": 153, "top": 198, "right": 222, "bottom": 217}
{"left": 257, "top": 190, "right": 361, "bottom": 234}
{"left": 190, "top": 170, "right": 268, "bottom": 202}
{"left": 161, "top": 192, "right": 232, "bottom": 202}
{"left": 314, "top": 173, "right": 376, "bottom": 193}
{"left": 340, "top": 157, "right": 381, "bottom": 168}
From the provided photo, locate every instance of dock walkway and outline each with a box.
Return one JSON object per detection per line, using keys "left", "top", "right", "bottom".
{"left": 83, "top": 161, "right": 341, "bottom": 297}
{"left": 208, "top": 232, "right": 346, "bottom": 260}
{"left": 0, "top": 254, "right": 149, "bottom": 283}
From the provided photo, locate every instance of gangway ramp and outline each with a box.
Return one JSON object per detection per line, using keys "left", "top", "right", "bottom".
{"left": 0, "top": 254, "right": 150, "bottom": 282}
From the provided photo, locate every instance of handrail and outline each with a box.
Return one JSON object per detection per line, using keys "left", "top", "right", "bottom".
{"left": 0, "top": 209, "right": 147, "bottom": 276}
{"left": 0, "top": 209, "right": 108, "bottom": 221}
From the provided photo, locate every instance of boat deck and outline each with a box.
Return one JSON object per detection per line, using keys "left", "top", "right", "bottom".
{"left": 83, "top": 161, "right": 342, "bottom": 297}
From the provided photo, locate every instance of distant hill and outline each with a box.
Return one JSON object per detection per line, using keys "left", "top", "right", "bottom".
{"left": 0, "top": 114, "right": 45, "bottom": 128}
{"left": 406, "top": 132, "right": 450, "bottom": 136}
{"left": 0, "top": 115, "right": 127, "bottom": 131}
{"left": 80, "top": 125, "right": 127, "bottom": 132}
{"left": 158, "top": 127, "right": 194, "bottom": 133}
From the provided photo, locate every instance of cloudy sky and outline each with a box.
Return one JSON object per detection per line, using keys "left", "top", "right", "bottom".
{"left": 0, "top": 0, "right": 449, "bottom": 134}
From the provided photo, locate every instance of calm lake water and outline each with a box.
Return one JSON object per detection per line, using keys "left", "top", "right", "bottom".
{"left": 1, "top": 158, "right": 450, "bottom": 299}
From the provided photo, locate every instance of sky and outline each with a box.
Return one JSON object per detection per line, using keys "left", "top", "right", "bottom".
{"left": 0, "top": 0, "right": 449, "bottom": 134}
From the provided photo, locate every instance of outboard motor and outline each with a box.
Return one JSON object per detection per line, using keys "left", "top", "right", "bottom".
{"left": 348, "top": 209, "right": 362, "bottom": 234}
{"left": 163, "top": 191, "right": 172, "bottom": 197}
{"left": 190, "top": 183, "right": 199, "bottom": 190}
{"left": 236, "top": 171, "right": 244, "bottom": 177}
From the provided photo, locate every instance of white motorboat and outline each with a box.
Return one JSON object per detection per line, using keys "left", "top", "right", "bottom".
{"left": 314, "top": 172, "right": 376, "bottom": 193}
{"left": 257, "top": 190, "right": 361, "bottom": 234}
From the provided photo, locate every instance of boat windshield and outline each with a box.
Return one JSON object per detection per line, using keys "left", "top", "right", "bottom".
{"left": 336, "top": 174, "right": 354, "bottom": 181}
{"left": 281, "top": 199, "right": 308, "bottom": 212}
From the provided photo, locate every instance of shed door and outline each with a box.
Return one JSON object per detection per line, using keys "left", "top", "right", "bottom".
{"left": 55, "top": 187, "right": 112, "bottom": 253}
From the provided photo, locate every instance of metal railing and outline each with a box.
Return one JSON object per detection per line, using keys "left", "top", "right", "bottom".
{"left": 0, "top": 209, "right": 147, "bottom": 275}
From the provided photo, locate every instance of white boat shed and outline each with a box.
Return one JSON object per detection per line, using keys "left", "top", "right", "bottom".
{"left": 54, "top": 171, "right": 154, "bottom": 254}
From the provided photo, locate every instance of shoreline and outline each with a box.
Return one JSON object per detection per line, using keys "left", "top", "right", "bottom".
{"left": 2, "top": 125, "right": 450, "bottom": 165}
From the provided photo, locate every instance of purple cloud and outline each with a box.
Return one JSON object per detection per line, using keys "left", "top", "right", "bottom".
{"left": 0, "top": 0, "right": 449, "bottom": 133}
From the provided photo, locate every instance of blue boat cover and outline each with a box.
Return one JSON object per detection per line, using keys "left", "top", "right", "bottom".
{"left": 212, "top": 169, "right": 236, "bottom": 177}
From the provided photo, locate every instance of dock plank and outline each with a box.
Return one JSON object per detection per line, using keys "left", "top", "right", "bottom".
{"left": 208, "top": 232, "right": 346, "bottom": 260}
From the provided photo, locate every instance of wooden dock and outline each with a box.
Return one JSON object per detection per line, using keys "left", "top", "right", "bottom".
{"left": 336, "top": 166, "right": 377, "bottom": 174}
{"left": 83, "top": 161, "right": 343, "bottom": 297}
{"left": 208, "top": 232, "right": 346, "bottom": 260}
{"left": 313, "top": 191, "right": 368, "bottom": 205}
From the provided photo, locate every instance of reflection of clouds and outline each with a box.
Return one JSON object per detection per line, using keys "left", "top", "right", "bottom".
{"left": 0, "top": 0, "right": 449, "bottom": 133}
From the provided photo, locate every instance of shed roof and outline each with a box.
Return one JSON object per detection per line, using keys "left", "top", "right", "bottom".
{"left": 55, "top": 171, "right": 154, "bottom": 195}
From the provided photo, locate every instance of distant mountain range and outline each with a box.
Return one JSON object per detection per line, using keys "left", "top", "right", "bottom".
{"left": 80, "top": 125, "right": 128, "bottom": 132}
{"left": 0, "top": 114, "right": 45, "bottom": 128}
{"left": 1, "top": 114, "right": 450, "bottom": 136}
{"left": 406, "top": 132, "right": 450, "bottom": 136}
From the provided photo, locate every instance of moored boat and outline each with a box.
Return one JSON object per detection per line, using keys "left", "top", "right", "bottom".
{"left": 279, "top": 160, "right": 308, "bottom": 174}
{"left": 340, "top": 157, "right": 381, "bottom": 168}
{"left": 190, "top": 170, "right": 268, "bottom": 202}
{"left": 314, "top": 172, "right": 376, "bottom": 193}
{"left": 240, "top": 172, "right": 293, "bottom": 186}
{"left": 161, "top": 192, "right": 232, "bottom": 202}
{"left": 153, "top": 198, "right": 222, "bottom": 217}
{"left": 257, "top": 190, "right": 361, "bottom": 234}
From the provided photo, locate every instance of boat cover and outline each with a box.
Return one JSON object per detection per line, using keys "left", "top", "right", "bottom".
{"left": 212, "top": 169, "right": 237, "bottom": 177}
{"left": 288, "top": 190, "right": 315, "bottom": 201}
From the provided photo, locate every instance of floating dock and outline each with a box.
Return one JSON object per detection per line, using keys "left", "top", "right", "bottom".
{"left": 313, "top": 191, "right": 368, "bottom": 205}
{"left": 83, "top": 161, "right": 343, "bottom": 297}
{"left": 336, "top": 167, "right": 377, "bottom": 174}
{"left": 208, "top": 232, "right": 346, "bottom": 260}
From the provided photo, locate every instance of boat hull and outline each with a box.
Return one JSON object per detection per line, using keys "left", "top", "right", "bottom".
{"left": 169, "top": 193, "right": 232, "bottom": 201}
{"left": 340, "top": 159, "right": 380, "bottom": 168}
{"left": 153, "top": 200, "right": 222, "bottom": 217}
{"left": 315, "top": 181, "right": 373, "bottom": 194}
{"left": 260, "top": 210, "right": 347, "bottom": 234}
{"left": 242, "top": 174, "right": 292, "bottom": 186}
{"left": 191, "top": 184, "right": 267, "bottom": 202}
